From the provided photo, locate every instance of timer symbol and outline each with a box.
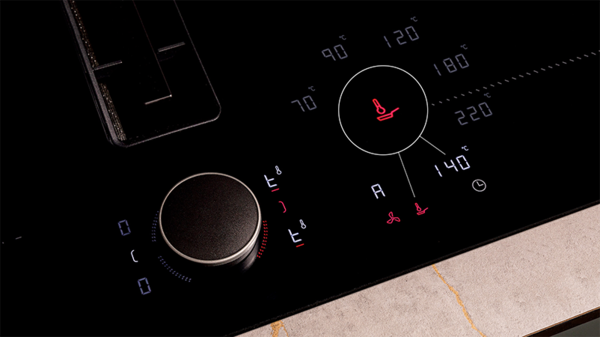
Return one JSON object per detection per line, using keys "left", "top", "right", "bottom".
{"left": 472, "top": 179, "right": 486, "bottom": 192}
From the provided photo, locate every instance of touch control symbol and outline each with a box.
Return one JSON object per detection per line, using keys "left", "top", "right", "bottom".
{"left": 371, "top": 184, "right": 386, "bottom": 199}
{"left": 386, "top": 212, "right": 401, "bottom": 224}
{"left": 373, "top": 98, "right": 398, "bottom": 121}
{"left": 378, "top": 108, "right": 399, "bottom": 122}
{"left": 415, "top": 203, "right": 428, "bottom": 215}
{"left": 264, "top": 175, "right": 277, "bottom": 188}
{"left": 137, "top": 277, "right": 151, "bottom": 295}
{"left": 472, "top": 179, "right": 486, "bottom": 192}
{"left": 131, "top": 250, "right": 138, "bottom": 263}
{"left": 338, "top": 65, "right": 429, "bottom": 156}
{"left": 373, "top": 98, "right": 386, "bottom": 114}
{"left": 279, "top": 201, "right": 287, "bottom": 213}
{"left": 118, "top": 219, "right": 131, "bottom": 236}
{"left": 288, "top": 229, "right": 302, "bottom": 243}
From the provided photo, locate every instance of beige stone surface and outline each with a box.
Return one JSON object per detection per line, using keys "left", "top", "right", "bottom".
{"left": 238, "top": 205, "right": 600, "bottom": 337}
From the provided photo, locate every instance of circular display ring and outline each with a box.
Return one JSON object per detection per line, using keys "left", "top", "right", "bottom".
{"left": 338, "top": 65, "right": 429, "bottom": 156}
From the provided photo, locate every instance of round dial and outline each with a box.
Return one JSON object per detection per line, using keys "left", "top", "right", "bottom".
{"left": 338, "top": 65, "right": 429, "bottom": 156}
{"left": 159, "top": 172, "right": 261, "bottom": 268}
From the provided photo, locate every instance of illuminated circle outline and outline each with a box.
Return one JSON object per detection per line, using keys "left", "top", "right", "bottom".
{"left": 159, "top": 172, "right": 262, "bottom": 266}
{"left": 338, "top": 65, "right": 429, "bottom": 156}
{"left": 472, "top": 179, "right": 487, "bottom": 192}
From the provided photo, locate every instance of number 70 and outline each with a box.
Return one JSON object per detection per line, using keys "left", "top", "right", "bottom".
{"left": 291, "top": 96, "right": 317, "bottom": 112}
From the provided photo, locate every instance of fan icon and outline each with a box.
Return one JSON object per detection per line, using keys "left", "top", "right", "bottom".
{"left": 386, "top": 211, "right": 401, "bottom": 224}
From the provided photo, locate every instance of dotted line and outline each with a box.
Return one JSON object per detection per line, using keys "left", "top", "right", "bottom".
{"left": 151, "top": 211, "right": 159, "bottom": 242}
{"left": 158, "top": 256, "right": 192, "bottom": 283}
{"left": 257, "top": 220, "right": 268, "bottom": 258}
{"left": 430, "top": 50, "right": 598, "bottom": 107}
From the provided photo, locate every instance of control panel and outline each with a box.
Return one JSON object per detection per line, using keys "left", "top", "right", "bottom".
{"left": 1, "top": 2, "right": 598, "bottom": 336}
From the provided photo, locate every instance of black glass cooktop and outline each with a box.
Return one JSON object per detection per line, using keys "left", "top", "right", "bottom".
{"left": 2, "top": 2, "right": 599, "bottom": 336}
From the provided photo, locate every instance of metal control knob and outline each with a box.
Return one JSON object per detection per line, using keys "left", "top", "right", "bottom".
{"left": 159, "top": 172, "right": 261, "bottom": 269}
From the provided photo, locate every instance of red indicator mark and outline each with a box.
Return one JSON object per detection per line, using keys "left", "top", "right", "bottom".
{"left": 373, "top": 98, "right": 398, "bottom": 121}
{"left": 386, "top": 211, "right": 401, "bottom": 224}
{"left": 377, "top": 107, "right": 399, "bottom": 121}
{"left": 257, "top": 220, "right": 269, "bottom": 258}
{"left": 296, "top": 243, "right": 304, "bottom": 248}
{"left": 415, "top": 203, "right": 428, "bottom": 215}
{"left": 373, "top": 99, "right": 386, "bottom": 114}
{"left": 271, "top": 188, "right": 279, "bottom": 192}
{"left": 279, "top": 201, "right": 286, "bottom": 213}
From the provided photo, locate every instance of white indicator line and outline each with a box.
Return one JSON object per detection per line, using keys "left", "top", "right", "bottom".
{"left": 157, "top": 41, "right": 186, "bottom": 54}
{"left": 398, "top": 153, "right": 416, "bottom": 198}
{"left": 420, "top": 136, "right": 446, "bottom": 156}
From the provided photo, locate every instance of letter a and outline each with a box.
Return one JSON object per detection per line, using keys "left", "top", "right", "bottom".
{"left": 371, "top": 184, "right": 385, "bottom": 199}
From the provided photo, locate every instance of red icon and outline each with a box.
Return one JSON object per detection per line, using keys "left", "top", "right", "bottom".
{"left": 415, "top": 203, "right": 428, "bottom": 215}
{"left": 372, "top": 98, "right": 399, "bottom": 121}
{"left": 257, "top": 220, "right": 268, "bottom": 259}
{"left": 279, "top": 201, "right": 286, "bottom": 213}
{"left": 373, "top": 98, "right": 386, "bottom": 114}
{"left": 386, "top": 211, "right": 401, "bottom": 224}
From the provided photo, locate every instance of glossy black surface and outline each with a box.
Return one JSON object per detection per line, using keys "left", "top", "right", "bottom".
{"left": 2, "top": 2, "right": 599, "bottom": 336}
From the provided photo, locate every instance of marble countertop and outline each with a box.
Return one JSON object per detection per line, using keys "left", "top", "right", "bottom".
{"left": 239, "top": 204, "right": 600, "bottom": 337}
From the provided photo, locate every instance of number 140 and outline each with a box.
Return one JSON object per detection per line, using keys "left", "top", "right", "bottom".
{"left": 435, "top": 155, "right": 470, "bottom": 177}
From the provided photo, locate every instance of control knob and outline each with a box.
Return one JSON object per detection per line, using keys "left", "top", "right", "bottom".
{"left": 159, "top": 172, "right": 261, "bottom": 271}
